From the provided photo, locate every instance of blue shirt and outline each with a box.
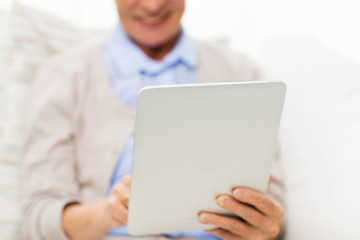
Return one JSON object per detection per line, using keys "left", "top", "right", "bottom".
{"left": 104, "top": 24, "right": 220, "bottom": 240}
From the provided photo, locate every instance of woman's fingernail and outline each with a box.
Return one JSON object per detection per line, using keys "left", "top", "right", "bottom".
{"left": 199, "top": 214, "right": 211, "bottom": 223}
{"left": 217, "top": 196, "right": 229, "bottom": 207}
{"left": 233, "top": 189, "right": 244, "bottom": 199}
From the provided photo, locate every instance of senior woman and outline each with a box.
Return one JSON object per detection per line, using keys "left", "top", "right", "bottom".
{"left": 21, "top": 0, "right": 284, "bottom": 239}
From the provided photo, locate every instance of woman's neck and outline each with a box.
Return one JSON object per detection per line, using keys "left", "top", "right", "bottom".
{"left": 133, "top": 32, "right": 181, "bottom": 61}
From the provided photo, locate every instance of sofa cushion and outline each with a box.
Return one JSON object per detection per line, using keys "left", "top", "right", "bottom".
{"left": 260, "top": 37, "right": 360, "bottom": 240}
{"left": 0, "top": 3, "right": 105, "bottom": 239}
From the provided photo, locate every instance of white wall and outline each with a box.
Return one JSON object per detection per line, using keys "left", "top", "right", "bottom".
{"left": 183, "top": 0, "right": 360, "bottom": 64}
{"left": 1, "top": 0, "right": 360, "bottom": 64}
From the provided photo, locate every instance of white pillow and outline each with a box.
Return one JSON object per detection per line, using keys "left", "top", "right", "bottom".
{"left": 0, "top": 3, "right": 105, "bottom": 240}
{"left": 260, "top": 37, "right": 360, "bottom": 240}
{"left": 0, "top": 9, "right": 21, "bottom": 240}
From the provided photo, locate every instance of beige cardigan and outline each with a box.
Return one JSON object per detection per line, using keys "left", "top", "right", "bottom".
{"left": 21, "top": 40, "right": 283, "bottom": 240}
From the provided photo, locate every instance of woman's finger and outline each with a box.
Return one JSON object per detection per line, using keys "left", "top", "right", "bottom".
{"left": 206, "top": 228, "right": 244, "bottom": 240}
{"left": 107, "top": 194, "right": 128, "bottom": 226}
{"left": 199, "top": 212, "right": 262, "bottom": 239}
{"left": 216, "top": 195, "right": 279, "bottom": 236}
{"left": 232, "top": 188, "right": 284, "bottom": 219}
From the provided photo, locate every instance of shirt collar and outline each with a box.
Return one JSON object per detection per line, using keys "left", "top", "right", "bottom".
{"left": 105, "top": 23, "right": 197, "bottom": 77}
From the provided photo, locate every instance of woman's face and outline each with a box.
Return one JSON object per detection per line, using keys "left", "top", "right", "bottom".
{"left": 116, "top": 0, "right": 185, "bottom": 48}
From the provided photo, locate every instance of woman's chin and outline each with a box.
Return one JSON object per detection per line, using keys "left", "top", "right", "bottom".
{"left": 133, "top": 34, "right": 177, "bottom": 49}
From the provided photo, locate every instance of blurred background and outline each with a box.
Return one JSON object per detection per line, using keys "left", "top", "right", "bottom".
{"left": 1, "top": 0, "right": 360, "bottom": 239}
{"left": 1, "top": 0, "right": 360, "bottom": 64}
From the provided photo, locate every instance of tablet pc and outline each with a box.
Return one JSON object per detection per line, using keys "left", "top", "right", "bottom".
{"left": 127, "top": 81, "right": 286, "bottom": 236}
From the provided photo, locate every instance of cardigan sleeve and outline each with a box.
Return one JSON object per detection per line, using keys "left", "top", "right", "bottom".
{"left": 21, "top": 62, "right": 81, "bottom": 240}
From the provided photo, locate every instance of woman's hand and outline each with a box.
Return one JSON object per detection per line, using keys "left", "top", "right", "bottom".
{"left": 198, "top": 187, "right": 284, "bottom": 240}
{"left": 62, "top": 175, "right": 131, "bottom": 240}
{"left": 105, "top": 174, "right": 131, "bottom": 228}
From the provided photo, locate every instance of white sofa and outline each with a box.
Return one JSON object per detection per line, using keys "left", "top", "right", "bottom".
{"left": 260, "top": 37, "right": 360, "bottom": 240}
{"left": 0, "top": 4, "right": 104, "bottom": 239}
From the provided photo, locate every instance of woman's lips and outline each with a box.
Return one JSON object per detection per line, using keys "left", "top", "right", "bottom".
{"left": 135, "top": 12, "right": 171, "bottom": 28}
